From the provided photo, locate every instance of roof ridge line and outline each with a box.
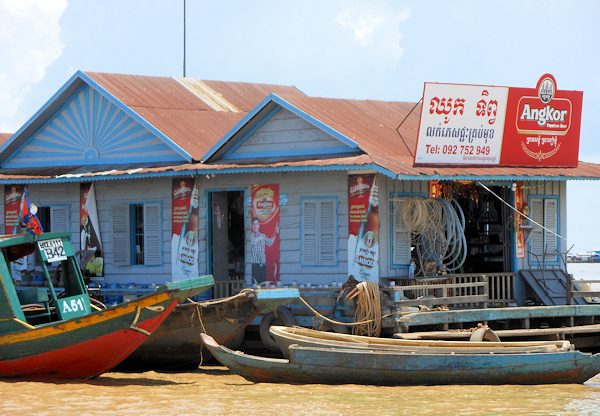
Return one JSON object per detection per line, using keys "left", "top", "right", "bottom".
{"left": 173, "top": 77, "right": 241, "bottom": 113}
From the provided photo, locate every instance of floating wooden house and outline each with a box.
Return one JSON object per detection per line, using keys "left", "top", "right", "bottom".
{"left": 0, "top": 70, "right": 599, "bottom": 313}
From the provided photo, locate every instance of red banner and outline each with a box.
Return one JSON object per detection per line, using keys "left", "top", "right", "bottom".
{"left": 415, "top": 74, "right": 583, "bottom": 167}
{"left": 500, "top": 74, "right": 582, "bottom": 167}
{"left": 251, "top": 184, "right": 280, "bottom": 283}
{"left": 4, "top": 185, "right": 24, "bottom": 234}
{"left": 515, "top": 182, "right": 525, "bottom": 258}
{"left": 348, "top": 174, "right": 379, "bottom": 282}
{"left": 172, "top": 179, "right": 199, "bottom": 280}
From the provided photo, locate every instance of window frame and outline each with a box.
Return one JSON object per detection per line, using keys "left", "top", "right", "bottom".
{"left": 300, "top": 196, "right": 338, "bottom": 267}
{"left": 527, "top": 194, "right": 560, "bottom": 266}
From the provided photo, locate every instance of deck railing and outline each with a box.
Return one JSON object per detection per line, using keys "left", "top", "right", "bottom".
{"left": 393, "top": 272, "right": 516, "bottom": 308}
{"left": 566, "top": 274, "right": 600, "bottom": 304}
{"left": 214, "top": 278, "right": 245, "bottom": 298}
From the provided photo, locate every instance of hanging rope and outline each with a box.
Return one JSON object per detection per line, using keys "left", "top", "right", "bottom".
{"left": 397, "top": 197, "right": 467, "bottom": 276}
{"left": 348, "top": 281, "right": 382, "bottom": 337}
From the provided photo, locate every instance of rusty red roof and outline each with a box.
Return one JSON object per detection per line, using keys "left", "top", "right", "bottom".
{"left": 0, "top": 133, "right": 12, "bottom": 147}
{"left": 259, "top": 95, "right": 600, "bottom": 179}
{"left": 85, "top": 72, "right": 305, "bottom": 160}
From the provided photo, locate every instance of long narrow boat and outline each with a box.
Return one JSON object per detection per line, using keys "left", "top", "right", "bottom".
{"left": 201, "top": 333, "right": 600, "bottom": 385}
{"left": 0, "top": 232, "right": 214, "bottom": 379}
{"left": 269, "top": 326, "right": 573, "bottom": 357}
{"left": 118, "top": 287, "right": 300, "bottom": 370}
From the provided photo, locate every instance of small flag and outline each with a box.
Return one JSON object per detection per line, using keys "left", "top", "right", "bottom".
{"left": 19, "top": 188, "right": 43, "bottom": 235}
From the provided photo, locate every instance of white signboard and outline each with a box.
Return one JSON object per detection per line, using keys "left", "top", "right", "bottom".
{"left": 38, "top": 238, "right": 68, "bottom": 263}
{"left": 415, "top": 83, "right": 509, "bottom": 165}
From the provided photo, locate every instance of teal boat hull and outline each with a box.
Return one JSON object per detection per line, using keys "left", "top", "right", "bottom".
{"left": 201, "top": 334, "right": 600, "bottom": 385}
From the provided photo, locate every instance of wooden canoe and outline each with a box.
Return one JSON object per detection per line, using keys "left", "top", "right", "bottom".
{"left": 118, "top": 287, "right": 299, "bottom": 370}
{"left": 0, "top": 275, "right": 214, "bottom": 379}
{"left": 201, "top": 333, "right": 600, "bottom": 385}
{"left": 269, "top": 326, "right": 573, "bottom": 358}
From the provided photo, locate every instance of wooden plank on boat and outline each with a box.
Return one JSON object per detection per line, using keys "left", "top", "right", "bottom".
{"left": 394, "top": 323, "right": 600, "bottom": 340}
{"left": 396, "top": 305, "right": 600, "bottom": 327}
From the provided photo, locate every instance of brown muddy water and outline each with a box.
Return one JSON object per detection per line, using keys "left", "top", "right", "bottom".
{"left": 1, "top": 367, "right": 599, "bottom": 415}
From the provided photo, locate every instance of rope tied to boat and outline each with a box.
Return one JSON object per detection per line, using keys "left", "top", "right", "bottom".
{"left": 349, "top": 281, "right": 382, "bottom": 337}
{"left": 129, "top": 305, "right": 166, "bottom": 336}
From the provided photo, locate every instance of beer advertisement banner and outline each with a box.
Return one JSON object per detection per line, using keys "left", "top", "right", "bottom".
{"left": 172, "top": 178, "right": 200, "bottom": 280}
{"left": 500, "top": 74, "right": 582, "bottom": 167}
{"left": 348, "top": 174, "right": 379, "bottom": 282}
{"left": 4, "top": 185, "right": 24, "bottom": 234}
{"left": 515, "top": 182, "right": 526, "bottom": 258}
{"left": 80, "top": 183, "right": 104, "bottom": 276}
{"left": 414, "top": 74, "right": 583, "bottom": 167}
{"left": 251, "top": 184, "right": 280, "bottom": 284}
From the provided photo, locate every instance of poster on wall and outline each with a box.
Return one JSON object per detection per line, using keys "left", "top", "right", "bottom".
{"left": 172, "top": 178, "right": 200, "bottom": 280}
{"left": 515, "top": 182, "right": 526, "bottom": 259}
{"left": 80, "top": 183, "right": 104, "bottom": 277}
{"left": 348, "top": 174, "right": 379, "bottom": 282}
{"left": 250, "top": 184, "right": 280, "bottom": 284}
{"left": 4, "top": 185, "right": 26, "bottom": 280}
{"left": 414, "top": 74, "right": 583, "bottom": 167}
{"left": 4, "top": 185, "right": 24, "bottom": 234}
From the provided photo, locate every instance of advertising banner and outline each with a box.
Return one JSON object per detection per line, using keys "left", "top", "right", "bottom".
{"left": 250, "top": 184, "right": 280, "bottom": 284}
{"left": 348, "top": 174, "right": 379, "bottom": 282}
{"left": 172, "top": 178, "right": 200, "bottom": 280}
{"left": 80, "top": 183, "right": 104, "bottom": 277}
{"left": 415, "top": 83, "right": 509, "bottom": 165}
{"left": 500, "top": 74, "right": 582, "bottom": 167}
{"left": 515, "top": 182, "right": 526, "bottom": 259}
{"left": 414, "top": 74, "right": 583, "bottom": 167}
{"left": 4, "top": 185, "right": 24, "bottom": 234}
{"left": 5, "top": 185, "right": 26, "bottom": 280}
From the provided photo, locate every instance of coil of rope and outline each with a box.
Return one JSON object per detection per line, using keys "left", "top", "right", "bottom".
{"left": 398, "top": 198, "right": 467, "bottom": 276}
{"left": 346, "top": 281, "right": 382, "bottom": 337}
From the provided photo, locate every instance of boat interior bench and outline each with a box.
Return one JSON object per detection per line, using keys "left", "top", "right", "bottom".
{"left": 17, "top": 287, "right": 52, "bottom": 322}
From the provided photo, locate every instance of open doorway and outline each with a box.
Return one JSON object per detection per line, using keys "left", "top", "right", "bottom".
{"left": 454, "top": 184, "right": 512, "bottom": 273}
{"left": 207, "top": 190, "right": 245, "bottom": 297}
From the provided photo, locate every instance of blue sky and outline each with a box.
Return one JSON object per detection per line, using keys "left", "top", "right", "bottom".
{"left": 1, "top": 0, "right": 599, "bottom": 251}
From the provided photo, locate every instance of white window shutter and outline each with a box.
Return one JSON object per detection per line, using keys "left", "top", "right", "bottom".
{"left": 302, "top": 201, "right": 318, "bottom": 265}
{"left": 544, "top": 199, "right": 558, "bottom": 261}
{"left": 143, "top": 202, "right": 162, "bottom": 266}
{"left": 50, "top": 206, "right": 69, "bottom": 232}
{"left": 529, "top": 198, "right": 544, "bottom": 259}
{"left": 111, "top": 205, "right": 130, "bottom": 266}
{"left": 393, "top": 201, "right": 411, "bottom": 265}
{"left": 319, "top": 200, "right": 335, "bottom": 265}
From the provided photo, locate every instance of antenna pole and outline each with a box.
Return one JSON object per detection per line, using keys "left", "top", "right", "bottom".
{"left": 183, "top": 0, "right": 187, "bottom": 77}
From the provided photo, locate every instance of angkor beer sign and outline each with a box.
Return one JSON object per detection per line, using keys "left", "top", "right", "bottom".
{"left": 414, "top": 74, "right": 583, "bottom": 166}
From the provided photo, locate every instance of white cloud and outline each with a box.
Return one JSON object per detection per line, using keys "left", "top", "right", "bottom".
{"left": 0, "top": 0, "right": 68, "bottom": 132}
{"left": 334, "top": 1, "right": 410, "bottom": 63}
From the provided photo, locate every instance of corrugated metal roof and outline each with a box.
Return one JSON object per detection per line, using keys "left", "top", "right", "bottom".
{"left": 85, "top": 72, "right": 305, "bottom": 160}
{"left": 271, "top": 95, "right": 600, "bottom": 179}
{"left": 0, "top": 133, "right": 12, "bottom": 146}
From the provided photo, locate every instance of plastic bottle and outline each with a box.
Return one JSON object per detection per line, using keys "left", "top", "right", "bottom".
{"left": 408, "top": 261, "right": 415, "bottom": 279}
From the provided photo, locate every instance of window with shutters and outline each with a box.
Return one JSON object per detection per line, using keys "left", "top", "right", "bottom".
{"left": 390, "top": 199, "right": 411, "bottom": 267}
{"left": 301, "top": 197, "right": 337, "bottom": 266}
{"left": 528, "top": 196, "right": 559, "bottom": 264}
{"left": 37, "top": 205, "right": 70, "bottom": 233}
{"left": 111, "top": 202, "right": 162, "bottom": 267}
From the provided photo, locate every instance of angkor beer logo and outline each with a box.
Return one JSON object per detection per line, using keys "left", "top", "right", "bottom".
{"left": 517, "top": 74, "right": 571, "bottom": 136}
{"left": 515, "top": 74, "right": 572, "bottom": 161}
{"left": 173, "top": 181, "right": 192, "bottom": 199}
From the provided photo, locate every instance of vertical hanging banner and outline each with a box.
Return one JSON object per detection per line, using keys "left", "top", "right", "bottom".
{"left": 348, "top": 174, "right": 379, "bottom": 282}
{"left": 515, "top": 182, "right": 526, "bottom": 258}
{"left": 172, "top": 178, "right": 200, "bottom": 280}
{"left": 5, "top": 185, "right": 26, "bottom": 280}
{"left": 4, "top": 185, "right": 24, "bottom": 234}
{"left": 251, "top": 184, "right": 280, "bottom": 284}
{"left": 80, "top": 183, "right": 104, "bottom": 276}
